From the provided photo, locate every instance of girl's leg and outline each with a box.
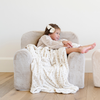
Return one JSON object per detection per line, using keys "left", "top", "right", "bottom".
{"left": 66, "top": 43, "right": 96, "bottom": 54}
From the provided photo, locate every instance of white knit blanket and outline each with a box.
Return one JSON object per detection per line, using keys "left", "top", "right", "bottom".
{"left": 26, "top": 44, "right": 79, "bottom": 94}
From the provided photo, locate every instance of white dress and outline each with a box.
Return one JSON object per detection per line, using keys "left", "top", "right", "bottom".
{"left": 37, "top": 35, "right": 81, "bottom": 49}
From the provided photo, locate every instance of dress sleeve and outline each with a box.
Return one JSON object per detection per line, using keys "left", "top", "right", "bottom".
{"left": 60, "top": 39, "right": 81, "bottom": 48}
{"left": 59, "top": 39, "right": 68, "bottom": 42}
{"left": 59, "top": 39, "right": 81, "bottom": 48}
{"left": 41, "top": 35, "right": 64, "bottom": 49}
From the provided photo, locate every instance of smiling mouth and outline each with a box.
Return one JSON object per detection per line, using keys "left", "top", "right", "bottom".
{"left": 57, "top": 37, "right": 60, "bottom": 39}
{"left": 56, "top": 38, "right": 59, "bottom": 40}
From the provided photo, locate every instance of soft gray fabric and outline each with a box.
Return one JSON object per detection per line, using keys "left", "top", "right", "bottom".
{"left": 68, "top": 52, "right": 85, "bottom": 88}
{"left": 14, "top": 31, "right": 85, "bottom": 91}
{"left": 14, "top": 49, "right": 32, "bottom": 91}
{"left": 92, "top": 49, "right": 100, "bottom": 87}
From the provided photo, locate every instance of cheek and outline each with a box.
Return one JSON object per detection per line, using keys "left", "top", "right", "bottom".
{"left": 52, "top": 35, "right": 56, "bottom": 40}
{"left": 50, "top": 35, "right": 55, "bottom": 39}
{"left": 54, "top": 35, "right": 57, "bottom": 38}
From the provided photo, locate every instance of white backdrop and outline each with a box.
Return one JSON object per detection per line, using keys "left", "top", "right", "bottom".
{"left": 0, "top": 0, "right": 100, "bottom": 72}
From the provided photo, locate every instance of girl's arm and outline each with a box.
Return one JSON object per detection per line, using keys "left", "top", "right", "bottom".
{"left": 41, "top": 35, "right": 64, "bottom": 49}
{"left": 59, "top": 39, "right": 73, "bottom": 48}
{"left": 60, "top": 39, "right": 81, "bottom": 48}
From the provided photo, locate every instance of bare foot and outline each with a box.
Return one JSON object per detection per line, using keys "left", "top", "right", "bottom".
{"left": 85, "top": 43, "right": 96, "bottom": 53}
{"left": 79, "top": 43, "right": 96, "bottom": 53}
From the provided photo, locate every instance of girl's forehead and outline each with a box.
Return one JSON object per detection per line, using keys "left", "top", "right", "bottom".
{"left": 55, "top": 29, "right": 61, "bottom": 32}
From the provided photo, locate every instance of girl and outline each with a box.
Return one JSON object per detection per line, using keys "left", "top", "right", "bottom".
{"left": 37, "top": 23, "right": 96, "bottom": 54}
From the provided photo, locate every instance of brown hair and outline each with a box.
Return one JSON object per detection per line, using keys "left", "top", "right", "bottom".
{"left": 44, "top": 23, "right": 61, "bottom": 35}
{"left": 36, "top": 23, "right": 60, "bottom": 46}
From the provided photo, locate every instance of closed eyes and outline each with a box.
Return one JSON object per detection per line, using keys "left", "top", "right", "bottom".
{"left": 56, "top": 33, "right": 60, "bottom": 35}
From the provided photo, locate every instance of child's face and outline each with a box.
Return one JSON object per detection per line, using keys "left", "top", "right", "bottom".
{"left": 49, "top": 29, "right": 61, "bottom": 41}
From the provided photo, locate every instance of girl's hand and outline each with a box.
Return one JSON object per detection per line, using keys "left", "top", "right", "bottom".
{"left": 62, "top": 41, "right": 73, "bottom": 48}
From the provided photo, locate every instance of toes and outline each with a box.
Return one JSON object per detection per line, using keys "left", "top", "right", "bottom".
{"left": 91, "top": 43, "right": 96, "bottom": 49}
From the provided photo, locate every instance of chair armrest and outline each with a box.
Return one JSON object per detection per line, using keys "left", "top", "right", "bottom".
{"left": 14, "top": 48, "right": 32, "bottom": 91}
{"left": 68, "top": 52, "right": 85, "bottom": 88}
{"left": 92, "top": 49, "right": 100, "bottom": 87}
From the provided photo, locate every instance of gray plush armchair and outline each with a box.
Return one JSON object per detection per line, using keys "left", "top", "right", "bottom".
{"left": 14, "top": 31, "right": 85, "bottom": 91}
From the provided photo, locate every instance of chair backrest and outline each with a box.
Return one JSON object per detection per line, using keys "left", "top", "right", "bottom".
{"left": 21, "top": 31, "right": 79, "bottom": 49}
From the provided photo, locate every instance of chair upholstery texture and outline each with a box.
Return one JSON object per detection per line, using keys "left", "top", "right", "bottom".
{"left": 14, "top": 31, "right": 85, "bottom": 91}
{"left": 92, "top": 49, "right": 100, "bottom": 87}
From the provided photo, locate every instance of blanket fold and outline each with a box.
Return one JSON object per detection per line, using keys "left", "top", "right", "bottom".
{"left": 26, "top": 44, "right": 79, "bottom": 94}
